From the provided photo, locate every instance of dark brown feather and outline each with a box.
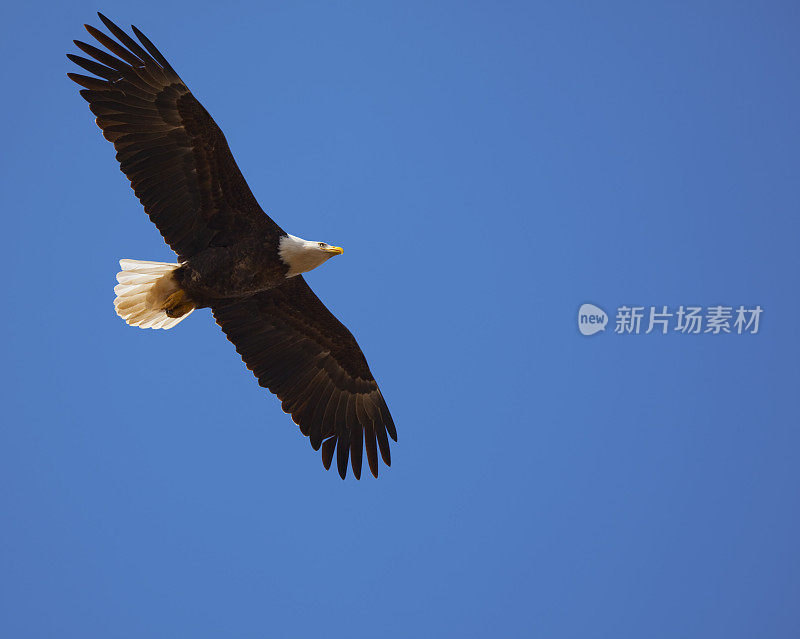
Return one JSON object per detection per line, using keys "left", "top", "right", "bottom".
{"left": 97, "top": 13, "right": 159, "bottom": 68}
{"left": 321, "top": 437, "right": 336, "bottom": 471}
{"left": 348, "top": 396, "right": 363, "bottom": 480}
{"left": 68, "top": 73, "right": 108, "bottom": 90}
{"left": 84, "top": 24, "right": 144, "bottom": 67}
{"left": 131, "top": 24, "right": 177, "bottom": 74}
{"left": 73, "top": 40, "right": 130, "bottom": 72}
{"left": 336, "top": 431, "right": 350, "bottom": 480}
{"left": 67, "top": 54, "right": 121, "bottom": 80}
{"left": 212, "top": 277, "right": 395, "bottom": 478}
{"left": 68, "top": 14, "right": 284, "bottom": 260}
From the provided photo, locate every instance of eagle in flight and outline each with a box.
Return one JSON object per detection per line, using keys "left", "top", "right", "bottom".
{"left": 68, "top": 13, "right": 396, "bottom": 479}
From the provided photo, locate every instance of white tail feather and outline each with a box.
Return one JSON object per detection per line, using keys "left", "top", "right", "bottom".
{"left": 114, "top": 259, "right": 193, "bottom": 330}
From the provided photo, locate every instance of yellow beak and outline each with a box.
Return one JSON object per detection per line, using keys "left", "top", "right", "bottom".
{"left": 324, "top": 246, "right": 344, "bottom": 255}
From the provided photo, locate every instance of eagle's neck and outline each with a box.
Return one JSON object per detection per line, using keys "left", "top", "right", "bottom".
{"left": 278, "top": 234, "right": 328, "bottom": 277}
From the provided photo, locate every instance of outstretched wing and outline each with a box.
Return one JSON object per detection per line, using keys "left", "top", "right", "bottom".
{"left": 68, "top": 13, "right": 282, "bottom": 260}
{"left": 211, "top": 277, "right": 397, "bottom": 479}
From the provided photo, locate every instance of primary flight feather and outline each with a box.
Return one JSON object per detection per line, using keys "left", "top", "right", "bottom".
{"left": 68, "top": 13, "right": 396, "bottom": 479}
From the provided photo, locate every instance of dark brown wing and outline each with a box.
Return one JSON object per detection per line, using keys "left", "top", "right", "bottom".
{"left": 212, "top": 277, "right": 397, "bottom": 479}
{"left": 68, "top": 13, "right": 283, "bottom": 260}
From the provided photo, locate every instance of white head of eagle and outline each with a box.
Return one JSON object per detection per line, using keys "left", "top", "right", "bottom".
{"left": 278, "top": 234, "right": 344, "bottom": 277}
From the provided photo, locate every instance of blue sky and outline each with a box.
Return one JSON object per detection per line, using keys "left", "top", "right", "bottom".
{"left": 2, "top": 1, "right": 799, "bottom": 637}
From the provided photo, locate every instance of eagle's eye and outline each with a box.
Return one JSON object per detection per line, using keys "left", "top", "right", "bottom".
{"left": 318, "top": 242, "right": 326, "bottom": 248}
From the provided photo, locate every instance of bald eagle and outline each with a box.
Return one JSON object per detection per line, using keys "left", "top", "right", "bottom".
{"left": 68, "top": 14, "right": 396, "bottom": 479}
